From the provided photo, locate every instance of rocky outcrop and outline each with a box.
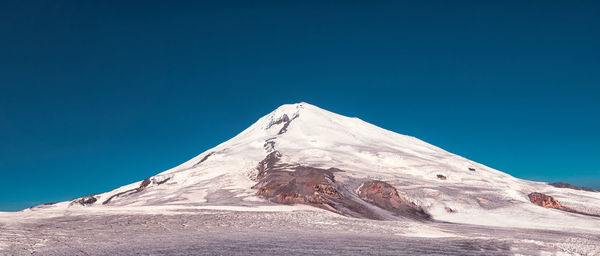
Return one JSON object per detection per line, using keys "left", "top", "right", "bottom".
{"left": 252, "top": 140, "right": 429, "bottom": 220}
{"left": 265, "top": 112, "right": 300, "bottom": 135}
{"left": 278, "top": 114, "right": 298, "bottom": 135}
{"left": 436, "top": 174, "right": 447, "bottom": 180}
{"left": 549, "top": 182, "right": 597, "bottom": 192}
{"left": 140, "top": 178, "right": 152, "bottom": 189}
{"left": 528, "top": 192, "right": 569, "bottom": 211}
{"left": 253, "top": 164, "right": 380, "bottom": 219}
{"left": 72, "top": 195, "right": 97, "bottom": 206}
{"left": 102, "top": 175, "right": 170, "bottom": 205}
{"left": 357, "top": 180, "right": 431, "bottom": 220}
{"left": 265, "top": 114, "right": 290, "bottom": 129}
{"left": 192, "top": 152, "right": 214, "bottom": 168}
{"left": 103, "top": 189, "right": 140, "bottom": 205}
{"left": 255, "top": 166, "right": 338, "bottom": 204}
{"left": 528, "top": 192, "right": 600, "bottom": 217}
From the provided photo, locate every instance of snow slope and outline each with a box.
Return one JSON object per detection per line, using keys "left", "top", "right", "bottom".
{"left": 4, "top": 102, "right": 600, "bottom": 232}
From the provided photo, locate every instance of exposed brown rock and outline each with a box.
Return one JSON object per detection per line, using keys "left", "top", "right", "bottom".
{"left": 263, "top": 141, "right": 276, "bottom": 152}
{"left": 102, "top": 189, "right": 139, "bottom": 205}
{"left": 252, "top": 136, "right": 429, "bottom": 221}
{"left": 256, "top": 151, "right": 283, "bottom": 180}
{"left": 357, "top": 180, "right": 431, "bottom": 220}
{"left": 255, "top": 167, "right": 338, "bottom": 204}
{"left": 528, "top": 192, "right": 600, "bottom": 217}
{"left": 549, "top": 182, "right": 597, "bottom": 192}
{"left": 73, "top": 195, "right": 97, "bottom": 206}
{"left": 252, "top": 145, "right": 429, "bottom": 220}
{"left": 436, "top": 174, "right": 447, "bottom": 180}
{"left": 253, "top": 165, "right": 379, "bottom": 219}
{"left": 468, "top": 168, "right": 476, "bottom": 171}
{"left": 140, "top": 178, "right": 152, "bottom": 189}
{"left": 102, "top": 176, "right": 169, "bottom": 205}
{"left": 278, "top": 114, "right": 298, "bottom": 135}
{"left": 192, "top": 152, "right": 214, "bottom": 168}
{"left": 528, "top": 192, "right": 568, "bottom": 210}
{"left": 266, "top": 114, "right": 290, "bottom": 129}
{"left": 445, "top": 207, "right": 455, "bottom": 213}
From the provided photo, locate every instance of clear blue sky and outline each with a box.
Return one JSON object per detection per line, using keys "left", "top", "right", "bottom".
{"left": 1, "top": 1, "right": 599, "bottom": 211}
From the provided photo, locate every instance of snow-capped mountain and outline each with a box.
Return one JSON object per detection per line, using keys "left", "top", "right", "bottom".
{"left": 21, "top": 103, "right": 600, "bottom": 231}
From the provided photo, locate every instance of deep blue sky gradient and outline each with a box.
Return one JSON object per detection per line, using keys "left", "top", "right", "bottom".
{"left": 1, "top": 1, "right": 599, "bottom": 211}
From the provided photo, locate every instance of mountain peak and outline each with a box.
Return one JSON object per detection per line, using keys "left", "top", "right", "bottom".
{"left": 24, "top": 103, "right": 600, "bottom": 231}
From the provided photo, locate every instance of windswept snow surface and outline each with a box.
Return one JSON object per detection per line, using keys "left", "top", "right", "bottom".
{"left": 2, "top": 102, "right": 600, "bottom": 255}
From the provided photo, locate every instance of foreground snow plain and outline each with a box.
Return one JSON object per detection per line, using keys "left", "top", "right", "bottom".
{"left": 1, "top": 102, "right": 599, "bottom": 255}
{"left": 1, "top": 208, "right": 599, "bottom": 255}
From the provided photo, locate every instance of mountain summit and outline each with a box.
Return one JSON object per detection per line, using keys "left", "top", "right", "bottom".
{"left": 28, "top": 103, "right": 600, "bottom": 230}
